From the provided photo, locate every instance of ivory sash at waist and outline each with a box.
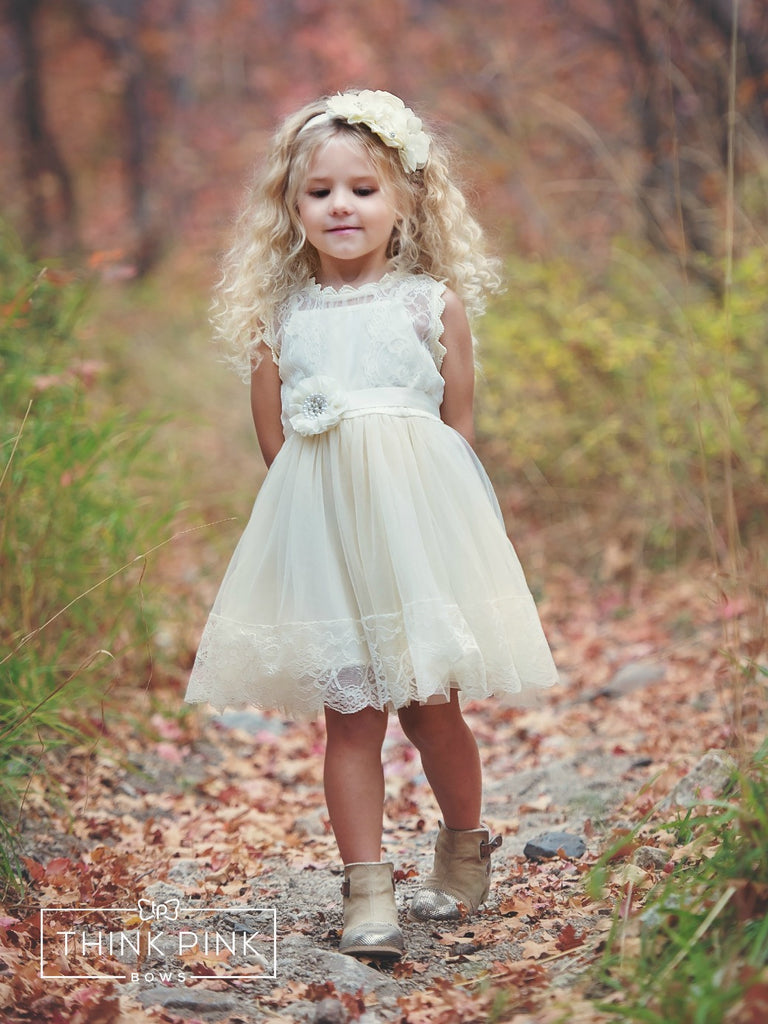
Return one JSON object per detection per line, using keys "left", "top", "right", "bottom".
{"left": 341, "top": 387, "right": 441, "bottom": 420}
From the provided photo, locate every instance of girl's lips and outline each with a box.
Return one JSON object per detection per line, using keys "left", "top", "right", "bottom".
{"left": 327, "top": 226, "right": 359, "bottom": 232}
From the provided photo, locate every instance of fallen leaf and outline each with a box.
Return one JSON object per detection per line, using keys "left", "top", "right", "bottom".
{"left": 519, "top": 794, "right": 553, "bottom": 813}
{"left": 555, "top": 923, "right": 586, "bottom": 951}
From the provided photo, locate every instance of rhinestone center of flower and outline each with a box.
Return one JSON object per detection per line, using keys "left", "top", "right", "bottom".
{"left": 302, "top": 393, "right": 328, "bottom": 418}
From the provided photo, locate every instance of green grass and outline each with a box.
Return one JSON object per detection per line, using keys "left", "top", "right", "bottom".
{"left": 587, "top": 743, "right": 768, "bottom": 1023}
{"left": 0, "top": 228, "right": 174, "bottom": 889}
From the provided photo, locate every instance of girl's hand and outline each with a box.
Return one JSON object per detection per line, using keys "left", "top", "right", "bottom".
{"left": 250, "top": 353, "right": 284, "bottom": 467}
{"left": 439, "top": 289, "right": 475, "bottom": 446}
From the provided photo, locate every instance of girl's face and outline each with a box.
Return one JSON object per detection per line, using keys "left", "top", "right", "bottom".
{"left": 296, "top": 134, "right": 399, "bottom": 284}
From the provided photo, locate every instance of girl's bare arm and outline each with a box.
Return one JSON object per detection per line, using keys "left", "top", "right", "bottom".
{"left": 439, "top": 288, "right": 475, "bottom": 446}
{"left": 250, "top": 354, "right": 285, "bottom": 467}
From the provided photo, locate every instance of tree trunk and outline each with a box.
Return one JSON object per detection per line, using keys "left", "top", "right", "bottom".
{"left": 8, "top": 0, "right": 79, "bottom": 252}
{"left": 72, "top": 0, "right": 159, "bottom": 274}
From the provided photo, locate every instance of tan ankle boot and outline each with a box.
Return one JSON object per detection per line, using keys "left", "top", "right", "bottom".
{"left": 409, "top": 821, "right": 503, "bottom": 921}
{"left": 339, "top": 861, "right": 404, "bottom": 958}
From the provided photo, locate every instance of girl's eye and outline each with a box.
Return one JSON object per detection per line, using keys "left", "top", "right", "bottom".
{"left": 355, "top": 187, "right": 376, "bottom": 197}
{"left": 309, "top": 188, "right": 330, "bottom": 198}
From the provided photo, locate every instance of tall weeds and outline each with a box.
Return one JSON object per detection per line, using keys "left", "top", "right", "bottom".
{"left": 0, "top": 229, "right": 171, "bottom": 886}
{"left": 549, "top": 7, "right": 767, "bottom": 1020}
{"left": 590, "top": 745, "right": 768, "bottom": 1023}
{"left": 705, "top": 0, "right": 766, "bottom": 764}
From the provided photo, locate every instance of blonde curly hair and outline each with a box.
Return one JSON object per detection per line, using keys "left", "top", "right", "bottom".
{"left": 212, "top": 93, "right": 501, "bottom": 378}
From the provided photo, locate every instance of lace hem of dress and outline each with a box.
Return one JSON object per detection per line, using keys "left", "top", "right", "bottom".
{"left": 185, "top": 596, "right": 558, "bottom": 718}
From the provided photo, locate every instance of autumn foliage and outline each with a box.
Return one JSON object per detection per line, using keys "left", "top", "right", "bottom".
{"left": 2, "top": 1, "right": 768, "bottom": 270}
{"left": 1, "top": 2, "right": 767, "bottom": 1022}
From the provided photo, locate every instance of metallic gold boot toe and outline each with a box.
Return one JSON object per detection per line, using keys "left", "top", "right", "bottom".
{"left": 408, "top": 886, "right": 462, "bottom": 921}
{"left": 408, "top": 822, "right": 502, "bottom": 922}
{"left": 338, "top": 921, "right": 404, "bottom": 958}
{"left": 339, "top": 861, "right": 404, "bottom": 959}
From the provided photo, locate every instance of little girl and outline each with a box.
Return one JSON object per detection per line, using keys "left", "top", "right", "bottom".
{"left": 186, "top": 89, "right": 558, "bottom": 959}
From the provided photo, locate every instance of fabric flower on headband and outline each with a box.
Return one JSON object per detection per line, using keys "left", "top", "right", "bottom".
{"left": 324, "top": 90, "right": 430, "bottom": 173}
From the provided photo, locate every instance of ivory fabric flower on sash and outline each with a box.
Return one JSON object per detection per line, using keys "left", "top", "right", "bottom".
{"left": 287, "top": 377, "right": 349, "bottom": 436}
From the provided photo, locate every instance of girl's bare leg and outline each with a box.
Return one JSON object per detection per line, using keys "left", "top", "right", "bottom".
{"left": 323, "top": 705, "right": 389, "bottom": 863}
{"left": 397, "top": 691, "right": 482, "bottom": 828}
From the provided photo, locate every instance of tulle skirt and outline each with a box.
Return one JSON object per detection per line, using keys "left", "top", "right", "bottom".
{"left": 185, "top": 413, "right": 558, "bottom": 717}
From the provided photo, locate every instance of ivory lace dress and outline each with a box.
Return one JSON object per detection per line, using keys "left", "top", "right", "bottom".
{"left": 185, "top": 272, "right": 558, "bottom": 717}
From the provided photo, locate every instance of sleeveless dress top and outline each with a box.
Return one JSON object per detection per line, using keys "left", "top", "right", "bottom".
{"left": 185, "top": 272, "right": 558, "bottom": 717}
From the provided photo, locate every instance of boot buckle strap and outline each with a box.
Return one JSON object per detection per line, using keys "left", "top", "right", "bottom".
{"left": 341, "top": 877, "right": 396, "bottom": 896}
{"left": 480, "top": 833, "right": 503, "bottom": 856}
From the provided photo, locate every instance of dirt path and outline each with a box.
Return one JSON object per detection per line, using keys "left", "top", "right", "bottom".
{"left": 4, "top": 559, "right": 741, "bottom": 1023}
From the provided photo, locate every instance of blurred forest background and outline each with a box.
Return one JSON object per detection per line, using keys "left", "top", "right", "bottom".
{"left": 3, "top": 0, "right": 768, "bottom": 545}
{"left": 3, "top": 0, "right": 768, "bottom": 266}
{"left": 1, "top": 0, "right": 767, "bottom": 862}
{"left": 2, "top": 7, "right": 768, "bottom": 1020}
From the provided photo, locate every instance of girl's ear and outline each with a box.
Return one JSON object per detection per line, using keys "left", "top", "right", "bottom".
{"left": 387, "top": 220, "right": 403, "bottom": 258}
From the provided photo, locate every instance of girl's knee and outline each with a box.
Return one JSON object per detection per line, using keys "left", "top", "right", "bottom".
{"left": 397, "top": 704, "right": 426, "bottom": 745}
{"left": 325, "top": 706, "right": 388, "bottom": 748}
{"left": 398, "top": 697, "right": 464, "bottom": 750}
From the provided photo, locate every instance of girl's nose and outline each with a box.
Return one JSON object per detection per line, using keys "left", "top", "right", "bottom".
{"left": 329, "top": 189, "right": 353, "bottom": 214}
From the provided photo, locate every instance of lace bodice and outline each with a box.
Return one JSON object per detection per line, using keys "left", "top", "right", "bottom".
{"left": 267, "top": 272, "right": 447, "bottom": 438}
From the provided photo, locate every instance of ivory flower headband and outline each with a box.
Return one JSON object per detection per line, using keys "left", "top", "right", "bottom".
{"left": 299, "top": 89, "right": 430, "bottom": 173}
